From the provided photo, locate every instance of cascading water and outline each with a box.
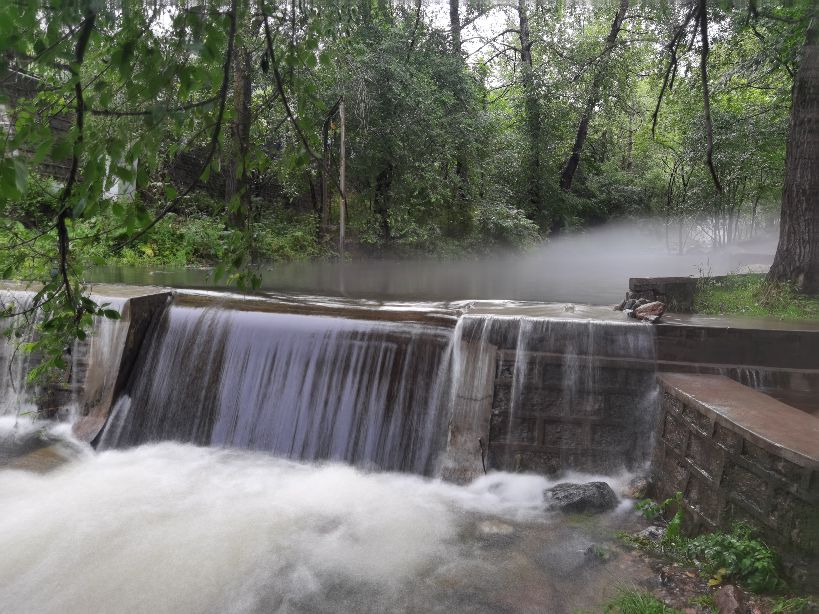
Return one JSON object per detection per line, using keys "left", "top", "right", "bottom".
{"left": 453, "top": 313, "right": 659, "bottom": 474}
{"left": 0, "top": 293, "right": 40, "bottom": 418}
{"left": 0, "top": 289, "right": 128, "bottom": 421}
{"left": 98, "top": 304, "right": 456, "bottom": 474}
{"left": 0, "top": 291, "right": 678, "bottom": 613}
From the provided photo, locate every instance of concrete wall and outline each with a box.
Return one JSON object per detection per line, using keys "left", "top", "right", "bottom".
{"left": 487, "top": 352, "right": 658, "bottom": 474}
{"left": 73, "top": 291, "right": 171, "bottom": 442}
{"left": 650, "top": 374, "right": 819, "bottom": 584}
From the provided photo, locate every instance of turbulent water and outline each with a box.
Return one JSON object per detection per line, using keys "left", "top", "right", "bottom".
{"left": 0, "top": 293, "right": 672, "bottom": 613}
{"left": 0, "top": 419, "right": 653, "bottom": 614}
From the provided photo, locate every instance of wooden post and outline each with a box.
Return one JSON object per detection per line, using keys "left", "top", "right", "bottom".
{"left": 339, "top": 97, "right": 346, "bottom": 258}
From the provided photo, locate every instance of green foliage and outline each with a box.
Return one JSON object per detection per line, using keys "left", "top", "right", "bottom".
{"left": 634, "top": 491, "right": 685, "bottom": 551}
{"left": 0, "top": 0, "right": 813, "bottom": 382}
{"left": 770, "top": 597, "right": 815, "bottom": 614}
{"left": 603, "top": 589, "right": 684, "bottom": 614}
{"left": 627, "top": 493, "right": 783, "bottom": 595}
{"left": 695, "top": 274, "right": 819, "bottom": 321}
{"left": 685, "top": 523, "right": 782, "bottom": 594}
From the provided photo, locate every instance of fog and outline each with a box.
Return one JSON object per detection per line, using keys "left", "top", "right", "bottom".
{"left": 90, "top": 222, "right": 777, "bottom": 305}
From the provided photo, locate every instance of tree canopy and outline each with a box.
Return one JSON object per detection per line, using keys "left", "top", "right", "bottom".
{"left": 0, "top": 0, "right": 815, "bottom": 371}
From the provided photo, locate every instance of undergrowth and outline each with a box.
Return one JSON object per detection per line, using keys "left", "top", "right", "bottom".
{"left": 621, "top": 492, "right": 783, "bottom": 594}
{"left": 769, "top": 597, "right": 815, "bottom": 614}
{"left": 694, "top": 273, "right": 819, "bottom": 321}
{"left": 597, "top": 589, "right": 684, "bottom": 614}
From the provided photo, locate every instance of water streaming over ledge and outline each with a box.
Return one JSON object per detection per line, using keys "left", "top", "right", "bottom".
{"left": 0, "top": 290, "right": 128, "bottom": 422}
{"left": 2, "top": 287, "right": 666, "bottom": 477}
{"left": 98, "top": 305, "right": 457, "bottom": 475}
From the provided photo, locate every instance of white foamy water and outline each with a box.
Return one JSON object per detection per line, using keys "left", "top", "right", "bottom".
{"left": 0, "top": 426, "right": 645, "bottom": 614}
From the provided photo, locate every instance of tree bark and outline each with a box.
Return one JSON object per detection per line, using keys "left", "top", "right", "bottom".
{"left": 450, "top": 0, "right": 461, "bottom": 54}
{"left": 225, "top": 44, "right": 252, "bottom": 228}
{"left": 768, "top": 13, "right": 819, "bottom": 294}
{"left": 375, "top": 164, "right": 392, "bottom": 244}
{"left": 450, "top": 0, "right": 470, "bottom": 230}
{"left": 518, "top": 0, "right": 543, "bottom": 222}
{"left": 559, "top": 0, "right": 628, "bottom": 193}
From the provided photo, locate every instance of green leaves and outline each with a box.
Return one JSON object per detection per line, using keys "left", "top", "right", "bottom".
{"left": 0, "top": 157, "right": 28, "bottom": 200}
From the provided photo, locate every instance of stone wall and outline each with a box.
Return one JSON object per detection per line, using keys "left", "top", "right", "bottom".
{"left": 650, "top": 373, "right": 819, "bottom": 584}
{"left": 628, "top": 277, "right": 698, "bottom": 312}
{"left": 488, "top": 352, "right": 659, "bottom": 474}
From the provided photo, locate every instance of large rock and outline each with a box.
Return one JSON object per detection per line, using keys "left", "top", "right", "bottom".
{"left": 714, "top": 585, "right": 744, "bottom": 614}
{"left": 633, "top": 301, "right": 666, "bottom": 323}
{"left": 544, "top": 481, "right": 618, "bottom": 514}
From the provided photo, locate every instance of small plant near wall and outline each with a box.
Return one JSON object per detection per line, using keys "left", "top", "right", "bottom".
{"left": 769, "top": 596, "right": 815, "bottom": 614}
{"left": 603, "top": 589, "right": 684, "bottom": 614}
{"left": 623, "top": 494, "right": 784, "bottom": 595}
{"left": 685, "top": 522, "right": 782, "bottom": 593}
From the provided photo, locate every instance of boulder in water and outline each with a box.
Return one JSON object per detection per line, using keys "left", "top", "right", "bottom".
{"left": 544, "top": 481, "right": 618, "bottom": 514}
{"left": 624, "top": 300, "right": 666, "bottom": 323}
{"left": 634, "top": 301, "right": 666, "bottom": 323}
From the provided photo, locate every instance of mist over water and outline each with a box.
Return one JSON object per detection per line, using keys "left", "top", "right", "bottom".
{"left": 89, "top": 222, "right": 776, "bottom": 304}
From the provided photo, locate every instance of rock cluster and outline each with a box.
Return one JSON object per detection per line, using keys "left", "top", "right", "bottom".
{"left": 615, "top": 297, "right": 666, "bottom": 323}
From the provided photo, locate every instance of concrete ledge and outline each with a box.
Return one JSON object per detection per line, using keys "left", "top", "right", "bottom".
{"left": 651, "top": 373, "right": 819, "bottom": 585}
{"left": 658, "top": 374, "right": 819, "bottom": 468}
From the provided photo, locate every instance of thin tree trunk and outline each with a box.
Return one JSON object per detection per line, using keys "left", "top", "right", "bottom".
{"left": 559, "top": 0, "right": 628, "bottom": 193}
{"left": 450, "top": 0, "right": 469, "bottom": 230}
{"left": 698, "top": 0, "right": 722, "bottom": 194}
{"left": 769, "top": 13, "right": 819, "bottom": 293}
{"left": 450, "top": 0, "right": 461, "bottom": 54}
{"left": 375, "top": 164, "right": 392, "bottom": 244}
{"left": 226, "top": 44, "right": 252, "bottom": 228}
{"left": 339, "top": 98, "right": 346, "bottom": 257}
{"left": 518, "top": 0, "right": 543, "bottom": 223}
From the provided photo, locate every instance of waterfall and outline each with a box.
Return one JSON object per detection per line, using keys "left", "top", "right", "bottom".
{"left": 452, "top": 314, "right": 658, "bottom": 474}
{"left": 3, "top": 285, "right": 667, "bottom": 478}
{"left": 0, "top": 291, "right": 40, "bottom": 418}
{"left": 97, "top": 305, "right": 456, "bottom": 475}
{"left": 0, "top": 290, "right": 128, "bottom": 422}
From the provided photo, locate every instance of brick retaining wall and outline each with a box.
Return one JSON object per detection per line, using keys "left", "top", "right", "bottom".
{"left": 650, "top": 373, "right": 819, "bottom": 584}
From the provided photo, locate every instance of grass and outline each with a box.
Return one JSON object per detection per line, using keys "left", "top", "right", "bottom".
{"left": 770, "top": 597, "right": 815, "bottom": 613}
{"left": 694, "top": 273, "right": 819, "bottom": 321}
{"left": 602, "top": 589, "right": 685, "bottom": 614}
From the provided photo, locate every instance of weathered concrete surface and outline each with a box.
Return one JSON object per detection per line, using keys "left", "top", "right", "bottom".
{"left": 650, "top": 374, "right": 819, "bottom": 586}
{"left": 440, "top": 339, "right": 496, "bottom": 483}
{"left": 73, "top": 290, "right": 172, "bottom": 442}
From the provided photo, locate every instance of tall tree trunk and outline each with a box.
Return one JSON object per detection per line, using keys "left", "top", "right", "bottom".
{"left": 450, "top": 0, "right": 469, "bottom": 233}
{"left": 375, "top": 164, "right": 392, "bottom": 244}
{"left": 768, "top": 13, "right": 819, "bottom": 293}
{"left": 518, "top": 0, "right": 543, "bottom": 223}
{"left": 450, "top": 0, "right": 461, "bottom": 54}
{"left": 320, "top": 121, "right": 331, "bottom": 236}
{"left": 559, "top": 0, "right": 628, "bottom": 193}
{"left": 225, "top": 44, "right": 252, "bottom": 228}
{"left": 339, "top": 98, "right": 346, "bottom": 257}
